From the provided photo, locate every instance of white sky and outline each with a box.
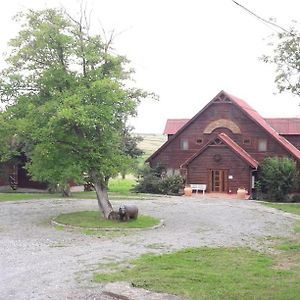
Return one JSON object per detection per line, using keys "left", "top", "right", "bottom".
{"left": 0, "top": 0, "right": 299, "bottom": 133}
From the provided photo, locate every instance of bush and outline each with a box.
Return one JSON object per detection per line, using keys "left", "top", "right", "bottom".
{"left": 285, "top": 193, "right": 300, "bottom": 203}
{"left": 134, "top": 165, "right": 184, "bottom": 195}
{"left": 158, "top": 175, "right": 185, "bottom": 195}
{"left": 134, "top": 165, "right": 163, "bottom": 194}
{"left": 260, "top": 157, "right": 299, "bottom": 202}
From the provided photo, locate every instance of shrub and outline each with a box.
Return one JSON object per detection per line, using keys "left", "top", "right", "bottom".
{"left": 285, "top": 193, "right": 300, "bottom": 203}
{"left": 260, "top": 157, "right": 299, "bottom": 202}
{"left": 158, "top": 175, "right": 185, "bottom": 195}
{"left": 134, "top": 165, "right": 163, "bottom": 194}
{"left": 134, "top": 165, "right": 184, "bottom": 195}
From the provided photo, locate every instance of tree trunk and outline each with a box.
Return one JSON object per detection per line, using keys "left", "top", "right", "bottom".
{"left": 90, "top": 172, "right": 113, "bottom": 219}
{"left": 62, "top": 184, "right": 71, "bottom": 197}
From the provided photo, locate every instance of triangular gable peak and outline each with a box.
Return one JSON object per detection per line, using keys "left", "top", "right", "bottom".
{"left": 146, "top": 90, "right": 229, "bottom": 162}
{"left": 180, "top": 133, "right": 258, "bottom": 169}
{"left": 146, "top": 90, "right": 300, "bottom": 163}
{"left": 212, "top": 92, "right": 233, "bottom": 104}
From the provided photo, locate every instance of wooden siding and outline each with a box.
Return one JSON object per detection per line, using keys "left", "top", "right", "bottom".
{"left": 186, "top": 145, "right": 251, "bottom": 193}
{"left": 150, "top": 102, "right": 294, "bottom": 170}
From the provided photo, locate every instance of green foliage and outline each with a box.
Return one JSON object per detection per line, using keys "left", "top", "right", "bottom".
{"left": 119, "top": 127, "right": 144, "bottom": 178}
{"left": 108, "top": 178, "right": 136, "bottom": 195}
{"left": 262, "top": 24, "right": 300, "bottom": 96}
{"left": 263, "top": 203, "right": 300, "bottom": 216}
{"left": 134, "top": 165, "right": 161, "bottom": 194}
{"left": 54, "top": 211, "right": 160, "bottom": 228}
{"left": 0, "top": 8, "right": 153, "bottom": 206}
{"left": 260, "top": 157, "right": 299, "bottom": 201}
{"left": 158, "top": 174, "right": 184, "bottom": 195}
{"left": 135, "top": 165, "right": 184, "bottom": 195}
{"left": 287, "top": 194, "right": 300, "bottom": 203}
{"left": 94, "top": 247, "right": 300, "bottom": 299}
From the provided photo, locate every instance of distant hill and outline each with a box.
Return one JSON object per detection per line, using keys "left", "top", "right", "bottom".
{"left": 136, "top": 133, "right": 166, "bottom": 160}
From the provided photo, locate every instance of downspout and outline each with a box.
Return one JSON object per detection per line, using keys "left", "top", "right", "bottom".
{"left": 250, "top": 167, "right": 258, "bottom": 198}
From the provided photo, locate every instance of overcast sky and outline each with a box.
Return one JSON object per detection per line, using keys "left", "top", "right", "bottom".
{"left": 0, "top": 0, "right": 299, "bottom": 133}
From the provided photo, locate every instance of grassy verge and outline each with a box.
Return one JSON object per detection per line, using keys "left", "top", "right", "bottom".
{"left": 262, "top": 202, "right": 300, "bottom": 216}
{"left": 94, "top": 246, "right": 300, "bottom": 300}
{"left": 53, "top": 211, "right": 160, "bottom": 229}
{"left": 0, "top": 178, "right": 154, "bottom": 202}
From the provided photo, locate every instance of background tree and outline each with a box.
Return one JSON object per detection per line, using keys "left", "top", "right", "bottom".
{"left": 231, "top": 1, "right": 300, "bottom": 97}
{"left": 261, "top": 23, "right": 300, "bottom": 96}
{"left": 260, "top": 157, "right": 299, "bottom": 201}
{"left": 0, "top": 8, "right": 153, "bottom": 218}
{"left": 120, "top": 126, "right": 144, "bottom": 179}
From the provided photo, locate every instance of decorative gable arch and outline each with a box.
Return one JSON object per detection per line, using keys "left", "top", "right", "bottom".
{"left": 204, "top": 119, "right": 241, "bottom": 134}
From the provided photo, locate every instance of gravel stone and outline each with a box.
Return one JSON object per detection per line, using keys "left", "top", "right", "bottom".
{"left": 0, "top": 196, "right": 299, "bottom": 299}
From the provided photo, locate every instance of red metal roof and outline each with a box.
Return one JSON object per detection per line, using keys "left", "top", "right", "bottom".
{"left": 181, "top": 133, "right": 259, "bottom": 169}
{"left": 163, "top": 119, "right": 189, "bottom": 135}
{"left": 265, "top": 118, "right": 300, "bottom": 135}
{"left": 226, "top": 92, "right": 300, "bottom": 161}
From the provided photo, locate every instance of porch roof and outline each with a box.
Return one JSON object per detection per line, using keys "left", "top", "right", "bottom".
{"left": 181, "top": 133, "right": 259, "bottom": 169}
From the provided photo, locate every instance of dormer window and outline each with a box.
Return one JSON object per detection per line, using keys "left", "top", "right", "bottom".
{"left": 180, "top": 139, "right": 189, "bottom": 150}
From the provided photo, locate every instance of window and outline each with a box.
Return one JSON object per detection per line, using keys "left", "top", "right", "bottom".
{"left": 196, "top": 138, "right": 203, "bottom": 144}
{"left": 258, "top": 138, "right": 267, "bottom": 152}
{"left": 180, "top": 139, "right": 189, "bottom": 150}
{"left": 243, "top": 138, "right": 251, "bottom": 145}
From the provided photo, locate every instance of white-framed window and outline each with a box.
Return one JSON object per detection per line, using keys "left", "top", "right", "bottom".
{"left": 258, "top": 138, "right": 267, "bottom": 152}
{"left": 180, "top": 139, "right": 189, "bottom": 150}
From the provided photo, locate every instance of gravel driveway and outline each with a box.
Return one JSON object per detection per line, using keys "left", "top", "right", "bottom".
{"left": 0, "top": 196, "right": 299, "bottom": 299}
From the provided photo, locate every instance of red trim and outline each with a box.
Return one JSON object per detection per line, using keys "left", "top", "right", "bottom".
{"left": 180, "top": 133, "right": 258, "bottom": 169}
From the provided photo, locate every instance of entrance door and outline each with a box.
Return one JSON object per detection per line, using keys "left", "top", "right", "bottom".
{"left": 209, "top": 170, "right": 228, "bottom": 192}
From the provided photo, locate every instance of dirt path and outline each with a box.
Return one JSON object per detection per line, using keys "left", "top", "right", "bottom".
{"left": 0, "top": 196, "right": 298, "bottom": 299}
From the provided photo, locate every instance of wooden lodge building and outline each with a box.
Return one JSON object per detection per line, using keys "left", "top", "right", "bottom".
{"left": 147, "top": 91, "right": 300, "bottom": 194}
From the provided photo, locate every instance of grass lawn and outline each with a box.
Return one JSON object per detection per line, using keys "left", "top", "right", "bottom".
{"left": 53, "top": 211, "right": 160, "bottom": 229}
{"left": 94, "top": 246, "right": 300, "bottom": 300}
{"left": 0, "top": 178, "right": 151, "bottom": 202}
{"left": 262, "top": 202, "right": 300, "bottom": 216}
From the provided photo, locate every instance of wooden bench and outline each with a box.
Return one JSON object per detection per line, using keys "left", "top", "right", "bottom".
{"left": 190, "top": 184, "right": 207, "bottom": 195}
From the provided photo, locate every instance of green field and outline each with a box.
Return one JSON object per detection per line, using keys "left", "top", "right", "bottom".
{"left": 137, "top": 133, "right": 166, "bottom": 160}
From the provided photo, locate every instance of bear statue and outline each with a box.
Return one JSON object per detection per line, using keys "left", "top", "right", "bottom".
{"left": 118, "top": 204, "right": 139, "bottom": 222}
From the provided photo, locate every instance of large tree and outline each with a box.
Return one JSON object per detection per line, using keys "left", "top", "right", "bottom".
{"left": 0, "top": 8, "right": 151, "bottom": 218}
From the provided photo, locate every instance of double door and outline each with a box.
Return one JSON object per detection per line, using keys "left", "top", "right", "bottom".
{"left": 209, "top": 170, "right": 228, "bottom": 193}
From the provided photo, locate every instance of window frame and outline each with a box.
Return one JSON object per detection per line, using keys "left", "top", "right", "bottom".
{"left": 180, "top": 139, "right": 189, "bottom": 150}
{"left": 258, "top": 138, "right": 267, "bottom": 152}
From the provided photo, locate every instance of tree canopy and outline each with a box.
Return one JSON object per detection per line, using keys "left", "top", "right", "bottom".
{"left": 0, "top": 8, "right": 151, "bottom": 218}
{"left": 262, "top": 23, "right": 300, "bottom": 96}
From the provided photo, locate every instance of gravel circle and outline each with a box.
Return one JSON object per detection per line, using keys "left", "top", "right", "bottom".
{"left": 0, "top": 196, "right": 299, "bottom": 299}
